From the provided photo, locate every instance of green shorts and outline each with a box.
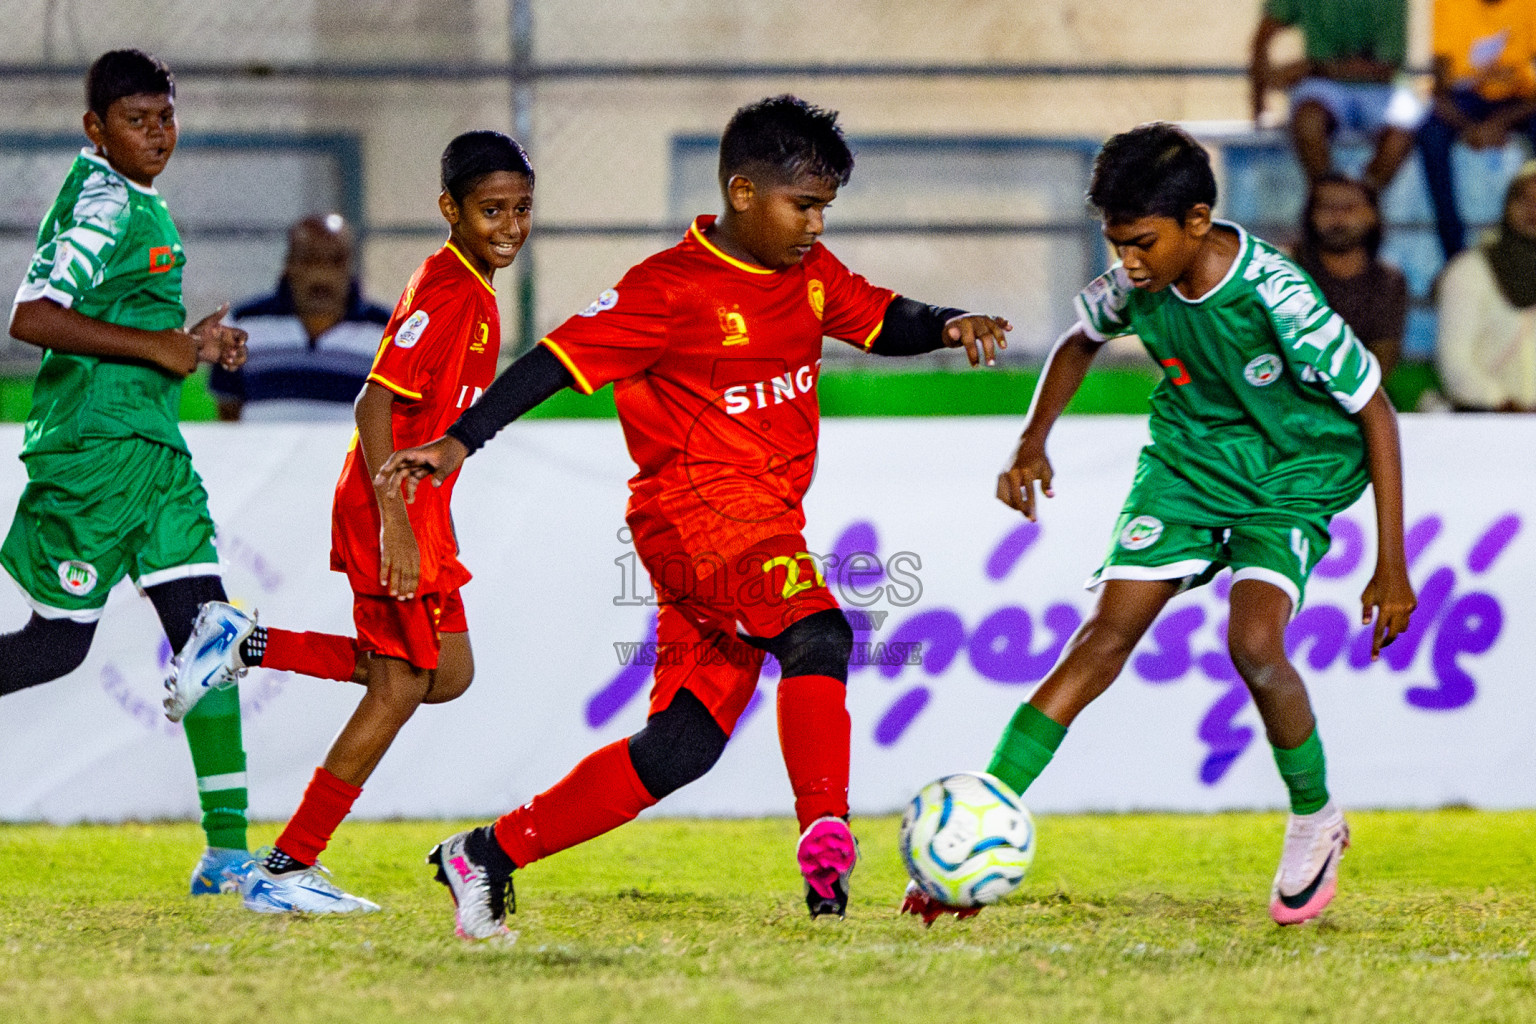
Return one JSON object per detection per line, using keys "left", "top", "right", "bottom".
{"left": 1086, "top": 510, "right": 1332, "bottom": 611}
{"left": 1, "top": 438, "right": 219, "bottom": 622}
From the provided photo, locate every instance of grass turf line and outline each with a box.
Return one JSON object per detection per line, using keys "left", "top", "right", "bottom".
{"left": 1, "top": 811, "right": 1533, "bottom": 1024}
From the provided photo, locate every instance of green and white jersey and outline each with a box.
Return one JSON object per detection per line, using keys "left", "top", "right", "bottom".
{"left": 1073, "top": 222, "right": 1379, "bottom": 526}
{"left": 12, "top": 149, "right": 189, "bottom": 456}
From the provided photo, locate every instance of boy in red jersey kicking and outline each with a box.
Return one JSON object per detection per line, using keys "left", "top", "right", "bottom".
{"left": 164, "top": 131, "right": 535, "bottom": 914}
{"left": 380, "top": 96, "right": 1012, "bottom": 938}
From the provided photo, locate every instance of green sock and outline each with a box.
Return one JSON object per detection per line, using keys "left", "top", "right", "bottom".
{"left": 182, "top": 685, "right": 249, "bottom": 850}
{"left": 986, "top": 702, "right": 1068, "bottom": 797}
{"left": 1272, "top": 728, "right": 1330, "bottom": 815}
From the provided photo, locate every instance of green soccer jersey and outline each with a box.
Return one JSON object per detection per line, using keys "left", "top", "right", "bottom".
{"left": 1073, "top": 221, "right": 1380, "bottom": 526}
{"left": 13, "top": 149, "right": 189, "bottom": 456}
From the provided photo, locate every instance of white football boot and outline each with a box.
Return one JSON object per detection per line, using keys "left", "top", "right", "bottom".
{"left": 428, "top": 830, "right": 514, "bottom": 940}
{"left": 1269, "top": 800, "right": 1349, "bottom": 925}
{"left": 164, "top": 601, "right": 256, "bottom": 722}
{"left": 240, "top": 861, "right": 380, "bottom": 915}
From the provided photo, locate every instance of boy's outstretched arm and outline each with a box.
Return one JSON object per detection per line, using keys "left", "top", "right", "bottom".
{"left": 868, "top": 298, "right": 1011, "bottom": 367}
{"left": 376, "top": 343, "right": 575, "bottom": 500}
{"left": 10, "top": 296, "right": 201, "bottom": 376}
{"left": 996, "top": 326, "right": 1102, "bottom": 521}
{"left": 1355, "top": 388, "right": 1416, "bottom": 659}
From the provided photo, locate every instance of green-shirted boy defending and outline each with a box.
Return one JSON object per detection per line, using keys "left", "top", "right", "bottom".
{"left": 2, "top": 49, "right": 255, "bottom": 894}
{"left": 905, "top": 123, "right": 1417, "bottom": 927}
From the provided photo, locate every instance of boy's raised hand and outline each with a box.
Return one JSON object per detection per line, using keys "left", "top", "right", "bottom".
{"left": 996, "top": 436, "right": 1054, "bottom": 522}
{"left": 943, "top": 314, "right": 1012, "bottom": 367}
{"left": 377, "top": 435, "right": 470, "bottom": 504}
{"left": 188, "top": 303, "right": 248, "bottom": 370}
{"left": 1360, "top": 564, "right": 1416, "bottom": 660}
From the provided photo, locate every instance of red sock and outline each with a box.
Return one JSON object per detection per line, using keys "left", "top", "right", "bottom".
{"left": 493, "top": 740, "right": 655, "bottom": 868}
{"left": 263, "top": 629, "right": 359, "bottom": 682}
{"left": 777, "top": 674, "right": 851, "bottom": 832}
{"left": 274, "top": 767, "right": 362, "bottom": 865}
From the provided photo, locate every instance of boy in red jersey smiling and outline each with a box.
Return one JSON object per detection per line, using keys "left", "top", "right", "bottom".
{"left": 381, "top": 96, "right": 1011, "bottom": 938}
{"left": 166, "top": 131, "right": 534, "bottom": 915}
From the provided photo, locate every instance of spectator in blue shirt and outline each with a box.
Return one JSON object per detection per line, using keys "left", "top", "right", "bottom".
{"left": 212, "top": 214, "right": 390, "bottom": 421}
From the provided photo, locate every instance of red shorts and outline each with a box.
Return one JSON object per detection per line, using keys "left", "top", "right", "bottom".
{"left": 352, "top": 589, "right": 467, "bottom": 671}
{"left": 642, "top": 532, "right": 841, "bottom": 733}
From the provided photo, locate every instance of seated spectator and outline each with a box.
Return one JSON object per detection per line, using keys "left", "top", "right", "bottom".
{"left": 1251, "top": 0, "right": 1424, "bottom": 192}
{"left": 211, "top": 214, "right": 390, "bottom": 421}
{"left": 1436, "top": 161, "right": 1536, "bottom": 411}
{"left": 1294, "top": 173, "right": 1408, "bottom": 380}
{"left": 1420, "top": 0, "right": 1536, "bottom": 259}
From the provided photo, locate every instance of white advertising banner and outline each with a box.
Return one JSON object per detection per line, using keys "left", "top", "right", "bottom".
{"left": 0, "top": 415, "right": 1531, "bottom": 822}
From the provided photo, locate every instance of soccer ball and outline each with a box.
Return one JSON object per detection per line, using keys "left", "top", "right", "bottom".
{"left": 899, "top": 771, "right": 1036, "bottom": 907}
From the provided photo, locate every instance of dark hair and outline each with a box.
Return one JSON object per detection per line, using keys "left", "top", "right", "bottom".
{"left": 718, "top": 95, "right": 854, "bottom": 190}
{"left": 86, "top": 49, "right": 174, "bottom": 120}
{"left": 440, "top": 131, "right": 534, "bottom": 204}
{"left": 1300, "top": 172, "right": 1382, "bottom": 260}
{"left": 1088, "top": 122, "right": 1217, "bottom": 222}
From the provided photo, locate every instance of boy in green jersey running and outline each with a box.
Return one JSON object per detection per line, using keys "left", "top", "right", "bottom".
{"left": 905, "top": 123, "right": 1417, "bottom": 927}
{"left": 2, "top": 49, "right": 255, "bottom": 894}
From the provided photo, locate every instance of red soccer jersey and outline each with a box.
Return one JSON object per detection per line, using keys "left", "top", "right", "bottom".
{"left": 331, "top": 241, "right": 501, "bottom": 596}
{"left": 540, "top": 215, "right": 896, "bottom": 562}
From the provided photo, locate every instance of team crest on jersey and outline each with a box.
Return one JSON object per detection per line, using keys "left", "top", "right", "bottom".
{"left": 719, "top": 308, "right": 749, "bottom": 346}
{"left": 807, "top": 279, "right": 825, "bottom": 320}
{"left": 57, "top": 560, "right": 98, "bottom": 596}
{"left": 394, "top": 309, "right": 429, "bottom": 349}
{"left": 1118, "top": 516, "right": 1164, "bottom": 551}
{"left": 1244, "top": 354, "right": 1283, "bottom": 387}
{"left": 578, "top": 289, "right": 619, "bottom": 317}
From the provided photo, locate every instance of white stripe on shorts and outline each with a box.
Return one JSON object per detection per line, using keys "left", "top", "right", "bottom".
{"left": 138, "top": 562, "right": 222, "bottom": 589}
{"left": 1085, "top": 558, "right": 1212, "bottom": 593}
{"left": 7, "top": 575, "right": 104, "bottom": 623}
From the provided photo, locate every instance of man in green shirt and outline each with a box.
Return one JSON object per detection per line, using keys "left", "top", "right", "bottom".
{"left": 1250, "top": 0, "right": 1424, "bottom": 191}
{"left": 2, "top": 49, "right": 256, "bottom": 894}
{"left": 905, "top": 123, "right": 1416, "bottom": 928}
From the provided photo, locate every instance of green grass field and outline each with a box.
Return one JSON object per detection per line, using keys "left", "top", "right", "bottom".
{"left": 2, "top": 811, "right": 1533, "bottom": 1023}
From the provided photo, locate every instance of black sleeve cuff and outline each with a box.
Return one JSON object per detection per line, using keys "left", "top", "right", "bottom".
{"left": 868, "top": 297, "right": 967, "bottom": 357}
{"left": 445, "top": 343, "right": 575, "bottom": 454}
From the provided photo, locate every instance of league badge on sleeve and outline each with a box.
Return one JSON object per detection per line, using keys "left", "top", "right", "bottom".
{"left": 395, "top": 310, "right": 429, "bottom": 349}
{"left": 579, "top": 289, "right": 619, "bottom": 318}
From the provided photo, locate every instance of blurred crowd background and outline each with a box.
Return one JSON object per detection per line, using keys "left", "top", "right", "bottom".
{"left": 2, "top": 0, "right": 1534, "bottom": 418}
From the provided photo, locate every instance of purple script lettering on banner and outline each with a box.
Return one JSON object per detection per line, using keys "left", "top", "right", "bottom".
{"left": 1185, "top": 512, "right": 1518, "bottom": 783}
{"left": 868, "top": 525, "right": 1082, "bottom": 745}
{"left": 1133, "top": 606, "right": 1204, "bottom": 682}
{"left": 588, "top": 612, "right": 658, "bottom": 728}
{"left": 583, "top": 512, "right": 1518, "bottom": 767}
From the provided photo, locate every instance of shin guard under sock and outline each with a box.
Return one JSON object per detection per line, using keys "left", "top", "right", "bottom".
{"left": 182, "top": 683, "right": 249, "bottom": 850}
{"left": 493, "top": 740, "right": 655, "bottom": 868}
{"left": 776, "top": 674, "right": 851, "bottom": 832}
{"left": 1272, "top": 728, "right": 1330, "bottom": 815}
{"left": 987, "top": 702, "right": 1067, "bottom": 798}
{"left": 275, "top": 767, "right": 363, "bottom": 865}
{"left": 256, "top": 628, "right": 359, "bottom": 682}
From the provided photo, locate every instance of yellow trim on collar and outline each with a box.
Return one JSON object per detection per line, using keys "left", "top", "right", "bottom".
{"left": 444, "top": 240, "right": 497, "bottom": 295}
{"left": 688, "top": 219, "right": 776, "bottom": 275}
